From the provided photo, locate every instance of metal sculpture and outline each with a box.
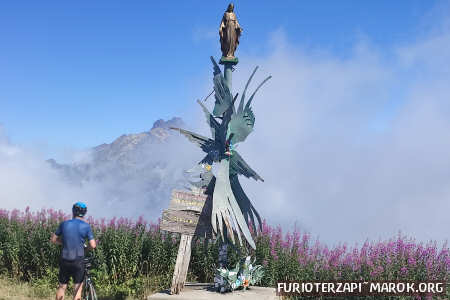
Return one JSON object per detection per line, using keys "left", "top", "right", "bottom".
{"left": 171, "top": 57, "right": 271, "bottom": 249}
{"left": 216, "top": 256, "right": 264, "bottom": 292}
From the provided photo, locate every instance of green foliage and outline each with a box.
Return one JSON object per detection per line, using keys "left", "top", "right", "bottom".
{"left": 0, "top": 208, "right": 448, "bottom": 299}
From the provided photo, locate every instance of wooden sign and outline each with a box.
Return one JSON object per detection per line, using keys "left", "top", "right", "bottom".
{"left": 169, "top": 190, "right": 209, "bottom": 212}
{"left": 159, "top": 188, "right": 213, "bottom": 294}
{"left": 160, "top": 209, "right": 211, "bottom": 236}
{"left": 160, "top": 189, "right": 212, "bottom": 237}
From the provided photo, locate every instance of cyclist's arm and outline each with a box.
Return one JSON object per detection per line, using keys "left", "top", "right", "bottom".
{"left": 50, "top": 233, "right": 62, "bottom": 245}
{"left": 51, "top": 222, "right": 63, "bottom": 245}
{"left": 86, "top": 224, "right": 96, "bottom": 249}
{"left": 88, "top": 238, "right": 96, "bottom": 249}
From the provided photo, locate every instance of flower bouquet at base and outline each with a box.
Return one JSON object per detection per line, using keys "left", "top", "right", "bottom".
{"left": 214, "top": 256, "right": 264, "bottom": 293}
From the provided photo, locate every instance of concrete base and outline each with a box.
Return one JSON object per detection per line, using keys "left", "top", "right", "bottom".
{"left": 147, "top": 285, "right": 280, "bottom": 300}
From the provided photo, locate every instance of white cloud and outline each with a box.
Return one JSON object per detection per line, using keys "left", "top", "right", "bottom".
{"left": 190, "top": 25, "right": 450, "bottom": 245}
{"left": 0, "top": 125, "right": 80, "bottom": 211}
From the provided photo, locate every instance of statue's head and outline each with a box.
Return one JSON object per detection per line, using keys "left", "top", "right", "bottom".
{"left": 227, "top": 3, "right": 234, "bottom": 12}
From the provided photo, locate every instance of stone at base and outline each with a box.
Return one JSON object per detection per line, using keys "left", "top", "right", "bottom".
{"left": 147, "top": 285, "right": 279, "bottom": 300}
{"left": 219, "top": 56, "right": 239, "bottom": 65}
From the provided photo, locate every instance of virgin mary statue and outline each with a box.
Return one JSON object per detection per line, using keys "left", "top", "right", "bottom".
{"left": 219, "top": 3, "right": 243, "bottom": 59}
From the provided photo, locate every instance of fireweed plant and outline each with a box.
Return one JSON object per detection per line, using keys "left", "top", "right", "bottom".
{"left": 0, "top": 208, "right": 448, "bottom": 299}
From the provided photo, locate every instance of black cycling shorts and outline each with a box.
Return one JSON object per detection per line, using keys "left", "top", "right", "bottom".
{"left": 59, "top": 258, "right": 85, "bottom": 284}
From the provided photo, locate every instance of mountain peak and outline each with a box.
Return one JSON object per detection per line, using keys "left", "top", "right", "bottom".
{"left": 151, "top": 117, "right": 184, "bottom": 130}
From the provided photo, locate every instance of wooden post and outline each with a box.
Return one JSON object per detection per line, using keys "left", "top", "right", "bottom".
{"left": 160, "top": 188, "right": 212, "bottom": 294}
{"left": 170, "top": 234, "right": 193, "bottom": 294}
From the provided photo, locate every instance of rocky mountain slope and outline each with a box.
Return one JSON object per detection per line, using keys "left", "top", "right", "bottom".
{"left": 47, "top": 117, "right": 199, "bottom": 218}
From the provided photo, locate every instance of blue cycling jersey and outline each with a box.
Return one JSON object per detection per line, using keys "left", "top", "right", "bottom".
{"left": 55, "top": 218, "right": 94, "bottom": 261}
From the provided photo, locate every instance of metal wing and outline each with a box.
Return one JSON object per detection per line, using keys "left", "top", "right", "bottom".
{"left": 211, "top": 159, "right": 256, "bottom": 249}
{"left": 230, "top": 174, "right": 262, "bottom": 233}
{"left": 230, "top": 150, "right": 264, "bottom": 182}
{"left": 227, "top": 67, "right": 272, "bottom": 145}
{"left": 210, "top": 56, "right": 234, "bottom": 117}
{"left": 197, "top": 99, "right": 220, "bottom": 140}
{"left": 170, "top": 127, "right": 215, "bottom": 154}
{"left": 228, "top": 106, "right": 255, "bottom": 146}
{"left": 189, "top": 171, "right": 214, "bottom": 189}
{"left": 184, "top": 164, "right": 214, "bottom": 189}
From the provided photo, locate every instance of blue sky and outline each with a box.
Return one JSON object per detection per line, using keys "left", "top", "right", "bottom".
{"left": 1, "top": 1, "right": 450, "bottom": 244}
{"left": 0, "top": 1, "right": 441, "bottom": 154}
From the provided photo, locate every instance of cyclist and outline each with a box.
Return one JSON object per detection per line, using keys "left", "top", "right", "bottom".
{"left": 50, "top": 202, "right": 96, "bottom": 300}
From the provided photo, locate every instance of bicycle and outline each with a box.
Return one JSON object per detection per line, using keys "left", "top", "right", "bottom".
{"left": 82, "top": 255, "right": 98, "bottom": 300}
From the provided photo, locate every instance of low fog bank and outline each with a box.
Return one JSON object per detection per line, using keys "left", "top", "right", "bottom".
{"left": 0, "top": 124, "right": 202, "bottom": 222}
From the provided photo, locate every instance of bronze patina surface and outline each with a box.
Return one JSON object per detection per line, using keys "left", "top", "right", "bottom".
{"left": 219, "top": 3, "right": 242, "bottom": 60}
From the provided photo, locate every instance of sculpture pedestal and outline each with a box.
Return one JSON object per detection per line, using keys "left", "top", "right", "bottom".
{"left": 219, "top": 56, "right": 238, "bottom": 93}
{"left": 148, "top": 285, "right": 279, "bottom": 300}
{"left": 219, "top": 56, "right": 239, "bottom": 65}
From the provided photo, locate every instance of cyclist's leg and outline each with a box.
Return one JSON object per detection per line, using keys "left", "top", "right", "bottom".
{"left": 73, "top": 282, "right": 84, "bottom": 300}
{"left": 57, "top": 259, "right": 70, "bottom": 300}
{"left": 72, "top": 258, "right": 85, "bottom": 300}
{"left": 56, "top": 283, "right": 67, "bottom": 300}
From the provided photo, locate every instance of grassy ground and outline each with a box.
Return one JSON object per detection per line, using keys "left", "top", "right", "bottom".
{"left": 0, "top": 276, "right": 144, "bottom": 300}
{"left": 0, "top": 276, "right": 55, "bottom": 300}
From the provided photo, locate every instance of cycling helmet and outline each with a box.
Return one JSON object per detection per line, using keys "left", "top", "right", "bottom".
{"left": 72, "top": 202, "right": 87, "bottom": 217}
